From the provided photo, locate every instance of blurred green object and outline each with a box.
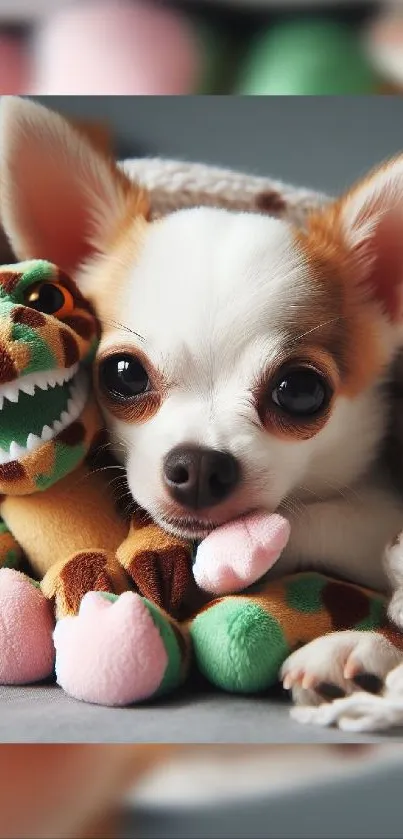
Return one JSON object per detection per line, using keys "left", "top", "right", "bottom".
{"left": 237, "top": 18, "right": 378, "bottom": 95}
{"left": 194, "top": 19, "right": 233, "bottom": 94}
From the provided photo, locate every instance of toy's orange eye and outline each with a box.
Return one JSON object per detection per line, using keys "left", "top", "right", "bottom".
{"left": 24, "top": 282, "right": 75, "bottom": 319}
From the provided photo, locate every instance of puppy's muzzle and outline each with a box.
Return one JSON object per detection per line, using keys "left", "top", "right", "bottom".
{"left": 163, "top": 445, "right": 240, "bottom": 510}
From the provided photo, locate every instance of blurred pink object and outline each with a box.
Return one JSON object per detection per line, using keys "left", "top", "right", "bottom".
{"left": 31, "top": 0, "right": 201, "bottom": 94}
{"left": 0, "top": 36, "right": 29, "bottom": 93}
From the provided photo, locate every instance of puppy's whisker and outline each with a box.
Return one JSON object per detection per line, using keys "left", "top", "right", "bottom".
{"left": 102, "top": 317, "right": 146, "bottom": 343}
{"left": 90, "top": 465, "right": 126, "bottom": 475}
{"left": 291, "top": 316, "right": 344, "bottom": 345}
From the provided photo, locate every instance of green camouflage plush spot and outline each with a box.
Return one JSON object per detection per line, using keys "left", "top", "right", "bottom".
{"left": 356, "top": 596, "right": 386, "bottom": 631}
{"left": 146, "top": 598, "right": 184, "bottom": 696}
{"left": 3, "top": 548, "right": 20, "bottom": 569}
{"left": 285, "top": 573, "right": 327, "bottom": 614}
{"left": 100, "top": 592, "right": 119, "bottom": 603}
{"left": 13, "top": 260, "right": 55, "bottom": 298}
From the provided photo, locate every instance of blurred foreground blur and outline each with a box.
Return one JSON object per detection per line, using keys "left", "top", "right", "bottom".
{"left": 0, "top": 744, "right": 402, "bottom": 839}
{"left": 0, "top": 1, "right": 402, "bottom": 95}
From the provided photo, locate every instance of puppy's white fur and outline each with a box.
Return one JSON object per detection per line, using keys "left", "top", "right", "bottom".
{"left": 102, "top": 208, "right": 402, "bottom": 592}
{"left": 2, "top": 96, "right": 403, "bottom": 704}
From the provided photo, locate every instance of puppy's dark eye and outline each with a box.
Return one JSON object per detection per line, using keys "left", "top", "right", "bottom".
{"left": 99, "top": 354, "right": 150, "bottom": 400}
{"left": 271, "top": 368, "right": 328, "bottom": 417}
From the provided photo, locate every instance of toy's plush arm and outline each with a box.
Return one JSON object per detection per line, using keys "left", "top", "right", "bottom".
{"left": 0, "top": 519, "right": 24, "bottom": 570}
{"left": 1, "top": 463, "right": 130, "bottom": 619}
{"left": 189, "top": 572, "right": 394, "bottom": 694}
{"left": 116, "top": 510, "right": 196, "bottom": 619}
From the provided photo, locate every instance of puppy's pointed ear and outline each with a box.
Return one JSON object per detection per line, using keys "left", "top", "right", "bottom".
{"left": 0, "top": 96, "right": 149, "bottom": 273}
{"left": 329, "top": 157, "right": 403, "bottom": 324}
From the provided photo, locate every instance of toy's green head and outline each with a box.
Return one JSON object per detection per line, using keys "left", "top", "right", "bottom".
{"left": 0, "top": 260, "right": 101, "bottom": 495}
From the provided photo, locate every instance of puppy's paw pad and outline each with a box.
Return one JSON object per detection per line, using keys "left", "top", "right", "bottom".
{"left": 352, "top": 673, "right": 383, "bottom": 694}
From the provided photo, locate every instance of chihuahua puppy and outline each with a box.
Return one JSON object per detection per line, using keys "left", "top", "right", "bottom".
{"left": 1, "top": 96, "right": 403, "bottom": 705}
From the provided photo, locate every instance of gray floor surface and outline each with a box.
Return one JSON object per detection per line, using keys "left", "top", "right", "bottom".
{"left": 1, "top": 683, "right": 403, "bottom": 743}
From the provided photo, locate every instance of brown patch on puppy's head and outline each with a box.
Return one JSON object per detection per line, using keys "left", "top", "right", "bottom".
{"left": 294, "top": 156, "right": 403, "bottom": 401}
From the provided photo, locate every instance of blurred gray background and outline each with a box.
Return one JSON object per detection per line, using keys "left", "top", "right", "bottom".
{"left": 32, "top": 95, "right": 403, "bottom": 195}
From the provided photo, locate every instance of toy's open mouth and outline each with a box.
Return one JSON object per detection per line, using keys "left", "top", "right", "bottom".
{"left": 0, "top": 363, "right": 88, "bottom": 464}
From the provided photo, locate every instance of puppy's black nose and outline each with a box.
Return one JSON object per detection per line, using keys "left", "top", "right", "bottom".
{"left": 163, "top": 445, "right": 240, "bottom": 510}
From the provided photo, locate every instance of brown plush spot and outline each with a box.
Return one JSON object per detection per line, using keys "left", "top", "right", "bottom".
{"left": 11, "top": 307, "right": 46, "bottom": 327}
{"left": 60, "top": 329, "right": 80, "bottom": 366}
{"left": 322, "top": 581, "right": 371, "bottom": 630}
{"left": 0, "top": 346, "right": 18, "bottom": 384}
{"left": 63, "top": 314, "right": 95, "bottom": 340}
{"left": 0, "top": 271, "right": 21, "bottom": 294}
{"left": 255, "top": 190, "right": 287, "bottom": 215}
{"left": 57, "top": 421, "right": 86, "bottom": 446}
{"left": 0, "top": 461, "right": 26, "bottom": 482}
{"left": 128, "top": 545, "right": 193, "bottom": 619}
{"left": 59, "top": 551, "right": 112, "bottom": 615}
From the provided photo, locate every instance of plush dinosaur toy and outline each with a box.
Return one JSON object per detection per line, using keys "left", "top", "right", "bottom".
{"left": 0, "top": 259, "right": 399, "bottom": 707}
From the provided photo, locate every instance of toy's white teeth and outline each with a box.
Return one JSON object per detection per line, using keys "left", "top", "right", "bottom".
{"left": 26, "top": 433, "right": 41, "bottom": 451}
{"left": 0, "top": 363, "right": 79, "bottom": 407}
{"left": 0, "top": 371, "right": 88, "bottom": 466}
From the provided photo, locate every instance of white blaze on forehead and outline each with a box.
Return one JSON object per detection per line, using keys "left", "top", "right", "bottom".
{"left": 122, "top": 207, "right": 312, "bottom": 378}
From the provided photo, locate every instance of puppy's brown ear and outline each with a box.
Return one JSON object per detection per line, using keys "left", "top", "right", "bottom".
{"left": 0, "top": 96, "right": 149, "bottom": 274}
{"left": 312, "top": 156, "right": 403, "bottom": 326}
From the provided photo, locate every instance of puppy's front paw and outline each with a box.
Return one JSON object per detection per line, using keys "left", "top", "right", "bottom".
{"left": 281, "top": 630, "right": 403, "bottom": 706}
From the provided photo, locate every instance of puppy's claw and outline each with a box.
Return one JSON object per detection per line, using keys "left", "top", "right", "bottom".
{"left": 282, "top": 669, "right": 303, "bottom": 691}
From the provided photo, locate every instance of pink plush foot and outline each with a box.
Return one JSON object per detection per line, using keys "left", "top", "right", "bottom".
{"left": 0, "top": 569, "right": 55, "bottom": 684}
{"left": 54, "top": 591, "right": 169, "bottom": 706}
{"left": 193, "top": 512, "right": 290, "bottom": 595}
